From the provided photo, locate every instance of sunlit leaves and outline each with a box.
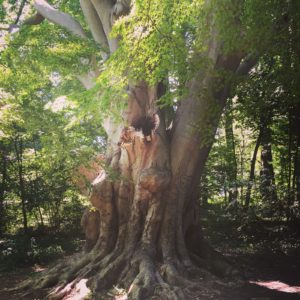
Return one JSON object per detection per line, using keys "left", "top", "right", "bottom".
{"left": 110, "top": 0, "right": 205, "bottom": 87}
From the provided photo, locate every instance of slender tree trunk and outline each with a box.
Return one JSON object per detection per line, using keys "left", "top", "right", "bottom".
{"left": 0, "top": 150, "right": 8, "bottom": 234}
{"left": 294, "top": 132, "right": 300, "bottom": 206}
{"left": 225, "top": 99, "right": 238, "bottom": 206}
{"left": 295, "top": 131, "right": 300, "bottom": 206}
{"left": 260, "top": 126, "right": 278, "bottom": 207}
{"left": 239, "top": 128, "right": 246, "bottom": 203}
{"left": 244, "top": 131, "right": 261, "bottom": 210}
{"left": 14, "top": 138, "right": 28, "bottom": 233}
{"left": 37, "top": 206, "right": 44, "bottom": 227}
{"left": 33, "top": 137, "right": 44, "bottom": 227}
{"left": 224, "top": 186, "right": 228, "bottom": 204}
{"left": 291, "top": 104, "right": 300, "bottom": 216}
{"left": 199, "top": 169, "right": 209, "bottom": 208}
{"left": 287, "top": 114, "right": 293, "bottom": 220}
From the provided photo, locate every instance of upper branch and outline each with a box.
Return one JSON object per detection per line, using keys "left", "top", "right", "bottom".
{"left": 215, "top": 53, "right": 259, "bottom": 108}
{"left": 90, "top": 0, "right": 118, "bottom": 52}
{"left": 33, "top": 0, "right": 87, "bottom": 38}
{"left": 80, "top": 0, "right": 109, "bottom": 56}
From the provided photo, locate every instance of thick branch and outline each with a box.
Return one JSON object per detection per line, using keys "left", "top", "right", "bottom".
{"left": 171, "top": 53, "right": 258, "bottom": 177}
{"left": 33, "top": 0, "right": 87, "bottom": 38}
{"left": 80, "top": 0, "right": 109, "bottom": 52}
{"left": 217, "top": 54, "right": 258, "bottom": 108}
{"left": 164, "top": 52, "right": 258, "bottom": 261}
{"left": 90, "top": 0, "right": 118, "bottom": 52}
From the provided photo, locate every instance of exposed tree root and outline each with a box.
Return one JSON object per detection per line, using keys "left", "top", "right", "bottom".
{"left": 10, "top": 238, "right": 240, "bottom": 300}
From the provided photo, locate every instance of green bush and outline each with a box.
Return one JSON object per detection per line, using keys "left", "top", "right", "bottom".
{"left": 35, "top": 245, "right": 65, "bottom": 263}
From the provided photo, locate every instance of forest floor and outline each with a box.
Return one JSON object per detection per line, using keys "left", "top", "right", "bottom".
{"left": 1, "top": 206, "right": 300, "bottom": 300}
{"left": 201, "top": 205, "right": 300, "bottom": 299}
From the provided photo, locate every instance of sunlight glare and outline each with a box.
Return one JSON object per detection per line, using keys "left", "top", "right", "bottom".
{"left": 250, "top": 280, "right": 300, "bottom": 293}
{"left": 64, "top": 279, "right": 91, "bottom": 300}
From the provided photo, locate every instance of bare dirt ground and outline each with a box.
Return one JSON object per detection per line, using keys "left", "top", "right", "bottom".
{"left": 0, "top": 267, "right": 49, "bottom": 300}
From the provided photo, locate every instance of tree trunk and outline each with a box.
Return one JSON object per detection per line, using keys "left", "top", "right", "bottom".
{"left": 14, "top": 138, "right": 28, "bottom": 233}
{"left": 225, "top": 99, "right": 238, "bottom": 207}
{"left": 33, "top": 137, "right": 45, "bottom": 227}
{"left": 259, "top": 126, "right": 278, "bottom": 207}
{"left": 199, "top": 169, "right": 209, "bottom": 208}
{"left": 16, "top": 1, "right": 257, "bottom": 299}
{"left": 36, "top": 84, "right": 226, "bottom": 299}
{"left": 239, "top": 128, "right": 246, "bottom": 203}
{"left": 28, "top": 60, "right": 256, "bottom": 300}
{"left": 37, "top": 206, "right": 44, "bottom": 227}
{"left": 0, "top": 149, "right": 8, "bottom": 234}
{"left": 294, "top": 130, "right": 300, "bottom": 206}
{"left": 291, "top": 104, "right": 300, "bottom": 216}
{"left": 244, "top": 131, "right": 261, "bottom": 210}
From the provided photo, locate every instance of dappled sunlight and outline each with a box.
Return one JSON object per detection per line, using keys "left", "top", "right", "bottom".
{"left": 92, "top": 170, "right": 106, "bottom": 186}
{"left": 250, "top": 280, "right": 300, "bottom": 293}
{"left": 115, "top": 294, "right": 128, "bottom": 300}
{"left": 33, "top": 264, "right": 47, "bottom": 273}
{"left": 64, "top": 279, "right": 91, "bottom": 300}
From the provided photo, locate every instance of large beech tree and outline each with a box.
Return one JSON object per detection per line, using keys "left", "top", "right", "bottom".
{"left": 6, "top": 0, "right": 293, "bottom": 299}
